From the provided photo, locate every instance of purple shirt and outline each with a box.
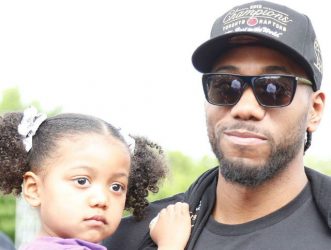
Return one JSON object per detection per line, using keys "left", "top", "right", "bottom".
{"left": 19, "top": 236, "right": 107, "bottom": 250}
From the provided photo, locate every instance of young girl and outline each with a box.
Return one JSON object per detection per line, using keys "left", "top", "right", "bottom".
{"left": 0, "top": 107, "right": 191, "bottom": 250}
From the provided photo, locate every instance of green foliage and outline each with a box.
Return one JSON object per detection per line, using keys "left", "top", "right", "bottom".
{"left": 304, "top": 156, "right": 331, "bottom": 175}
{"left": 0, "top": 87, "right": 61, "bottom": 115}
{"left": 0, "top": 195, "right": 16, "bottom": 241}
{"left": 0, "top": 88, "right": 23, "bottom": 112}
{"left": 149, "top": 151, "right": 218, "bottom": 202}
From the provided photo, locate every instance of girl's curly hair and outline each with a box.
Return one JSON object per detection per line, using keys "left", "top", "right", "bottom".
{"left": 0, "top": 112, "right": 27, "bottom": 195}
{"left": 0, "top": 111, "right": 167, "bottom": 219}
{"left": 126, "top": 136, "right": 167, "bottom": 220}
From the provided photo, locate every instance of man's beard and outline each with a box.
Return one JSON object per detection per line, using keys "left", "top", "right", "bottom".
{"left": 209, "top": 119, "right": 306, "bottom": 187}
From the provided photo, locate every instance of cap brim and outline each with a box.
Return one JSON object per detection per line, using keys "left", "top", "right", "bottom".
{"left": 192, "top": 32, "right": 315, "bottom": 89}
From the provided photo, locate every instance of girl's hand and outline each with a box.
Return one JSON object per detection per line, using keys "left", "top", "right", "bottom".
{"left": 149, "top": 202, "right": 191, "bottom": 250}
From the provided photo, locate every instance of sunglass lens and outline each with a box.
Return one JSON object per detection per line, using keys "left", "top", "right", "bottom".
{"left": 254, "top": 76, "right": 295, "bottom": 107}
{"left": 205, "top": 75, "right": 243, "bottom": 105}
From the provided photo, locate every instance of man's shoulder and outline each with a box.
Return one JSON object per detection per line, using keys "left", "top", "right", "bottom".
{"left": 305, "top": 166, "right": 331, "bottom": 191}
{"left": 102, "top": 193, "right": 185, "bottom": 250}
{"left": 305, "top": 167, "right": 331, "bottom": 227}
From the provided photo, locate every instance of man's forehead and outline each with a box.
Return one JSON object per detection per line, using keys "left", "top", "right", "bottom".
{"left": 211, "top": 45, "right": 308, "bottom": 77}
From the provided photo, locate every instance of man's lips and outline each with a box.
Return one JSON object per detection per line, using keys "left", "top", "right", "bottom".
{"left": 224, "top": 130, "right": 267, "bottom": 145}
{"left": 84, "top": 215, "right": 108, "bottom": 225}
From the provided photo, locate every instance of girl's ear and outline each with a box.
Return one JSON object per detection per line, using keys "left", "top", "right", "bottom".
{"left": 307, "top": 90, "right": 325, "bottom": 133}
{"left": 23, "top": 171, "right": 42, "bottom": 207}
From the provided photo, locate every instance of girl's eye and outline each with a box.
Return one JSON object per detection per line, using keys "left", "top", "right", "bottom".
{"left": 110, "top": 183, "right": 124, "bottom": 193}
{"left": 74, "top": 177, "right": 90, "bottom": 187}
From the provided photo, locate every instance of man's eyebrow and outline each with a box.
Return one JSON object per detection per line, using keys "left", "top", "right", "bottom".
{"left": 212, "top": 65, "right": 292, "bottom": 74}
{"left": 262, "top": 65, "right": 291, "bottom": 74}
{"left": 212, "top": 65, "right": 238, "bottom": 73}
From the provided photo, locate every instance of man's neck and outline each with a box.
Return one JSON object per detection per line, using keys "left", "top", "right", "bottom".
{"left": 212, "top": 159, "right": 308, "bottom": 225}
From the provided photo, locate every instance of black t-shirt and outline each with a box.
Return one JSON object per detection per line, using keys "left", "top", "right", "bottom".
{"left": 194, "top": 184, "right": 331, "bottom": 250}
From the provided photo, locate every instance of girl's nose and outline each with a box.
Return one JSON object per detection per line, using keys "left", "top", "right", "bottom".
{"left": 88, "top": 187, "right": 108, "bottom": 208}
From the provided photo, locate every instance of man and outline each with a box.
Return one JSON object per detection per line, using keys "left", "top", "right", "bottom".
{"left": 104, "top": 1, "right": 329, "bottom": 249}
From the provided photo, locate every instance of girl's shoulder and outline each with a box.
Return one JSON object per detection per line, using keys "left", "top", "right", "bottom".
{"left": 19, "top": 236, "right": 107, "bottom": 250}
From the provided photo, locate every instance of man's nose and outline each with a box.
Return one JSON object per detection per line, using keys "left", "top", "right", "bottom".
{"left": 230, "top": 87, "right": 266, "bottom": 121}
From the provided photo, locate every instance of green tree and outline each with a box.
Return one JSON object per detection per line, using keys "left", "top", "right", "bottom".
{"left": 304, "top": 156, "right": 331, "bottom": 175}
{"left": 149, "top": 151, "right": 218, "bottom": 202}
{"left": 0, "top": 87, "right": 61, "bottom": 116}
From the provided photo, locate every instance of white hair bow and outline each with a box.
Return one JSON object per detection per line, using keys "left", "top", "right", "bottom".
{"left": 18, "top": 106, "right": 47, "bottom": 152}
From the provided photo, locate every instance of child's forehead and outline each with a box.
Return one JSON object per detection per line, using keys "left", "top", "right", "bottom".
{"left": 57, "top": 133, "right": 129, "bottom": 154}
{"left": 57, "top": 132, "right": 127, "bottom": 148}
{"left": 41, "top": 133, "right": 130, "bottom": 173}
{"left": 39, "top": 134, "right": 131, "bottom": 178}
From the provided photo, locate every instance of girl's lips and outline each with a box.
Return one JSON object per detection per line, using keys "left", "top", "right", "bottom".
{"left": 224, "top": 130, "right": 267, "bottom": 145}
{"left": 85, "top": 215, "right": 108, "bottom": 225}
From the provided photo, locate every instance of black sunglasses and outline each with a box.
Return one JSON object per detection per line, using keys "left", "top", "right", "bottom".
{"left": 202, "top": 73, "right": 313, "bottom": 108}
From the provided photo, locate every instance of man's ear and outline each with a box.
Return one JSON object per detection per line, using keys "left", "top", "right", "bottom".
{"left": 307, "top": 90, "right": 325, "bottom": 133}
{"left": 23, "top": 171, "right": 42, "bottom": 207}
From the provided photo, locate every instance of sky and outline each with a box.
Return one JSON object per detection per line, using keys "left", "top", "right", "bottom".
{"left": 0, "top": 0, "right": 330, "bottom": 161}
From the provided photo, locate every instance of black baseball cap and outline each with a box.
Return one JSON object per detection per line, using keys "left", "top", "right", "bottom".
{"left": 192, "top": 1, "right": 323, "bottom": 90}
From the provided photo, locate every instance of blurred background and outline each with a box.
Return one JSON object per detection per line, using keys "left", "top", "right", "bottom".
{"left": 1, "top": 0, "right": 330, "bottom": 246}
